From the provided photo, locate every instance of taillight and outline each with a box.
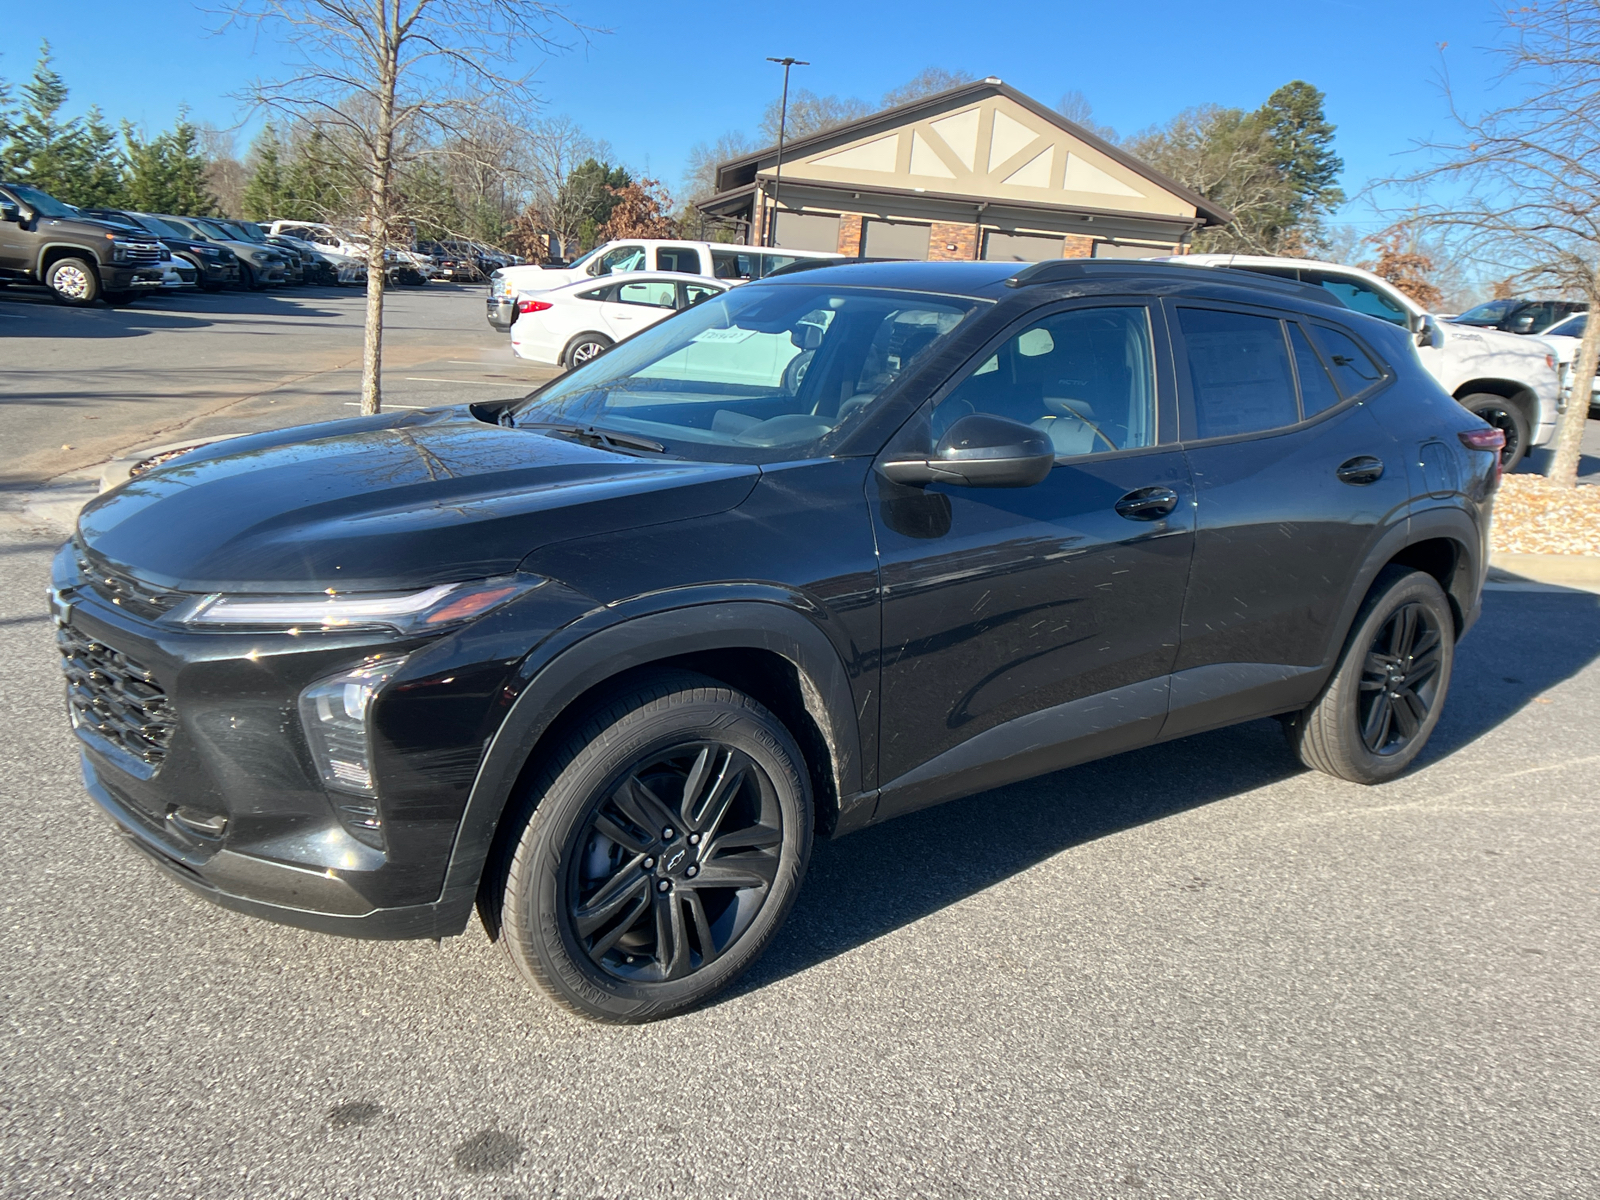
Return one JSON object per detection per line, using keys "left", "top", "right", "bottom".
{"left": 517, "top": 299, "right": 552, "bottom": 314}
{"left": 1459, "top": 429, "right": 1506, "bottom": 452}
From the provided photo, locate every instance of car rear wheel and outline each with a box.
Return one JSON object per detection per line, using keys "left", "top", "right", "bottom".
{"left": 565, "top": 334, "right": 613, "bottom": 369}
{"left": 46, "top": 257, "right": 100, "bottom": 306}
{"left": 1460, "top": 393, "right": 1529, "bottom": 471}
{"left": 1283, "top": 566, "right": 1454, "bottom": 784}
{"left": 491, "top": 672, "right": 813, "bottom": 1023}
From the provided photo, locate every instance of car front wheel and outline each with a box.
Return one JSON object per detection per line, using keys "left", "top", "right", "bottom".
{"left": 1284, "top": 566, "right": 1455, "bottom": 784}
{"left": 46, "top": 257, "right": 100, "bottom": 306}
{"left": 492, "top": 672, "right": 813, "bottom": 1022}
{"left": 1460, "top": 393, "right": 1529, "bottom": 472}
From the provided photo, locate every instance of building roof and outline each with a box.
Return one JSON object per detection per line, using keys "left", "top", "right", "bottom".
{"left": 713, "top": 78, "right": 1233, "bottom": 228}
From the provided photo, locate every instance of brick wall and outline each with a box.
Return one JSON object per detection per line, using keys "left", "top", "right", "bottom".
{"left": 928, "top": 222, "right": 978, "bottom": 261}
{"left": 837, "top": 214, "right": 863, "bottom": 256}
{"left": 1061, "top": 234, "right": 1095, "bottom": 259}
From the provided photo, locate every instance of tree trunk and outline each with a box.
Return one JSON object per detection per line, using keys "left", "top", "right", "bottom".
{"left": 1547, "top": 282, "right": 1600, "bottom": 487}
{"left": 360, "top": 20, "right": 400, "bottom": 418}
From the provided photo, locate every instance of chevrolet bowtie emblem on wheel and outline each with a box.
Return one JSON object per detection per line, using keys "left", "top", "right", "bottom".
{"left": 664, "top": 847, "right": 687, "bottom": 873}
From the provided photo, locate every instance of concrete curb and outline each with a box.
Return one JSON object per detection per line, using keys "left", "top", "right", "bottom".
{"left": 1488, "top": 551, "right": 1600, "bottom": 593}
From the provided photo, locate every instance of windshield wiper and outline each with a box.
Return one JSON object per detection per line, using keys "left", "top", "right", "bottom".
{"left": 521, "top": 421, "right": 667, "bottom": 455}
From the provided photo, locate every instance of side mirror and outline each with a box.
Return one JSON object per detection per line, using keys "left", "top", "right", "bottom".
{"left": 0, "top": 201, "right": 19, "bottom": 223}
{"left": 879, "top": 413, "right": 1056, "bottom": 488}
{"left": 1415, "top": 314, "right": 1441, "bottom": 349}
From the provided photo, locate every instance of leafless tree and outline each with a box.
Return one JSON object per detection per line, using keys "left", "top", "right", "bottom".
{"left": 1386, "top": 2, "right": 1600, "bottom": 487}
{"left": 882, "top": 67, "right": 974, "bottom": 108}
{"left": 1056, "top": 90, "right": 1118, "bottom": 143}
{"left": 219, "top": 1, "right": 580, "bottom": 414}
{"left": 517, "top": 114, "right": 610, "bottom": 256}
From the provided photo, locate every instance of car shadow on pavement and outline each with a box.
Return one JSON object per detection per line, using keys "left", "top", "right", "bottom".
{"left": 0, "top": 288, "right": 345, "bottom": 335}
{"left": 735, "top": 589, "right": 1600, "bottom": 998}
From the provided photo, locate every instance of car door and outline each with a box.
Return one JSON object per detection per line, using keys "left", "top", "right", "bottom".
{"left": 870, "top": 300, "right": 1196, "bottom": 820}
{"left": 1163, "top": 301, "right": 1412, "bottom": 738}
{"left": 600, "top": 278, "right": 680, "bottom": 339}
{"left": 0, "top": 188, "right": 33, "bottom": 275}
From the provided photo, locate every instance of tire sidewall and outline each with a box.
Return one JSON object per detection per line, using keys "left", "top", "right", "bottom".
{"left": 507, "top": 688, "right": 812, "bottom": 1022}
{"left": 1327, "top": 570, "right": 1455, "bottom": 781}
{"left": 565, "top": 335, "right": 611, "bottom": 370}
{"left": 1461, "top": 393, "right": 1529, "bottom": 472}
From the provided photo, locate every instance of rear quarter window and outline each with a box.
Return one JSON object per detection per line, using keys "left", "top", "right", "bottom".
{"left": 1307, "top": 324, "right": 1387, "bottom": 399}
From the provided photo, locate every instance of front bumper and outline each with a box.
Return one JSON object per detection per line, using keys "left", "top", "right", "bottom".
{"left": 102, "top": 266, "right": 166, "bottom": 290}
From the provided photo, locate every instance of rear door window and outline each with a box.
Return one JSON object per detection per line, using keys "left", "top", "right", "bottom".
{"left": 1176, "top": 307, "right": 1300, "bottom": 439}
{"left": 680, "top": 281, "right": 722, "bottom": 308}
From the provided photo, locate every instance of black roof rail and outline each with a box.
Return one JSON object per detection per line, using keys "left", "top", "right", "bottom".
{"left": 1005, "top": 257, "right": 1347, "bottom": 308}
{"left": 763, "top": 255, "right": 893, "bottom": 278}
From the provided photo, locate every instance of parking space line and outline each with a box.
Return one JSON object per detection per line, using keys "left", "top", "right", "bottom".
{"left": 403, "top": 376, "right": 532, "bottom": 387}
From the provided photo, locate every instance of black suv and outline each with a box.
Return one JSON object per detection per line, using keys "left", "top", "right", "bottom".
{"left": 0, "top": 181, "right": 166, "bottom": 304}
{"left": 1451, "top": 297, "right": 1585, "bottom": 335}
{"left": 76, "top": 208, "right": 243, "bottom": 292}
{"left": 53, "top": 261, "right": 1500, "bottom": 1021}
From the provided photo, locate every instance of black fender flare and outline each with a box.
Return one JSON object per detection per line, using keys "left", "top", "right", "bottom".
{"left": 1320, "top": 503, "right": 1484, "bottom": 678}
{"left": 430, "top": 597, "right": 866, "bottom": 926}
{"left": 36, "top": 242, "right": 102, "bottom": 280}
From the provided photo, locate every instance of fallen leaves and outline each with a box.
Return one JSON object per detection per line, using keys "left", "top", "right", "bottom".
{"left": 1490, "top": 474, "right": 1600, "bottom": 555}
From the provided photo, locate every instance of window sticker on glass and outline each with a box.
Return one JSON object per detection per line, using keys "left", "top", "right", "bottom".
{"left": 691, "top": 327, "right": 758, "bottom": 344}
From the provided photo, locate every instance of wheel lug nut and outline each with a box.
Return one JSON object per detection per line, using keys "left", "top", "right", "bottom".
{"left": 686, "top": 865, "right": 698, "bottom": 877}
{"left": 662, "top": 827, "right": 675, "bottom": 840}
{"left": 657, "top": 879, "right": 671, "bottom": 892}
{"left": 688, "top": 833, "right": 700, "bottom": 845}
{"left": 642, "top": 857, "right": 655, "bottom": 869}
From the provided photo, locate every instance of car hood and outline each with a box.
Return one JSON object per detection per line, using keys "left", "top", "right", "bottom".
{"left": 47, "top": 215, "right": 152, "bottom": 239}
{"left": 77, "top": 408, "right": 759, "bottom": 594}
{"left": 1440, "top": 319, "right": 1555, "bottom": 363}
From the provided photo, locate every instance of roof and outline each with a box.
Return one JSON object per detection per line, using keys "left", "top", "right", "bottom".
{"left": 714, "top": 78, "right": 1232, "bottom": 227}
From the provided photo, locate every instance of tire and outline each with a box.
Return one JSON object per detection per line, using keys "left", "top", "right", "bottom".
{"left": 1460, "top": 393, "right": 1529, "bottom": 472}
{"left": 492, "top": 671, "right": 813, "bottom": 1023}
{"left": 564, "top": 334, "right": 612, "bottom": 369}
{"left": 1283, "top": 566, "right": 1455, "bottom": 784}
{"left": 46, "top": 257, "right": 100, "bottom": 306}
{"left": 239, "top": 263, "right": 258, "bottom": 291}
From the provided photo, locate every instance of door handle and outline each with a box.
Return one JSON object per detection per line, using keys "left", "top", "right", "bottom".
{"left": 1114, "top": 486, "right": 1179, "bottom": 521}
{"left": 1336, "top": 455, "right": 1385, "bottom": 485}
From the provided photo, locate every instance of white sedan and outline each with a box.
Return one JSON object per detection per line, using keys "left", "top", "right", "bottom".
{"left": 510, "top": 272, "right": 729, "bottom": 368}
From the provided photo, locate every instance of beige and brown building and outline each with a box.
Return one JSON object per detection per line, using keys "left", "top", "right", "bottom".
{"left": 702, "top": 78, "right": 1231, "bottom": 261}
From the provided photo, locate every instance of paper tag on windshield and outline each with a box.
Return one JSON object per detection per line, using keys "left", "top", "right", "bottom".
{"left": 691, "top": 327, "right": 757, "bottom": 344}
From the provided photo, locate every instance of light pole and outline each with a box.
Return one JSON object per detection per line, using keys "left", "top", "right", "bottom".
{"left": 765, "top": 56, "right": 808, "bottom": 247}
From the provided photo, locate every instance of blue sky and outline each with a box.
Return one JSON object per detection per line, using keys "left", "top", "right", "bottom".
{"left": 5, "top": 0, "right": 1520, "bottom": 230}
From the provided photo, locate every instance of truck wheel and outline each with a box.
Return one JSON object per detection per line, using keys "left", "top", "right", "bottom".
{"left": 1460, "top": 393, "right": 1529, "bottom": 471}
{"left": 490, "top": 671, "right": 813, "bottom": 1022}
{"left": 46, "top": 257, "right": 100, "bottom": 306}
{"left": 565, "top": 334, "right": 612, "bottom": 369}
{"left": 1283, "top": 566, "right": 1454, "bottom": 785}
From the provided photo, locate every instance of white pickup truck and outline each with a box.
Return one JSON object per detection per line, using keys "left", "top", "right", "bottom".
{"left": 485, "top": 239, "right": 840, "bottom": 330}
{"left": 1166, "top": 254, "right": 1563, "bottom": 470}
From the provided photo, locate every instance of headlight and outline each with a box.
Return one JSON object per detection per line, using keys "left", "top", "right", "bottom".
{"left": 171, "top": 575, "right": 541, "bottom": 634}
{"left": 299, "top": 652, "right": 406, "bottom": 803}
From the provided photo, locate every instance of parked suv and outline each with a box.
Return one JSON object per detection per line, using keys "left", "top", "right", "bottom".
{"left": 1164, "top": 254, "right": 1562, "bottom": 470}
{"left": 486, "top": 240, "right": 841, "bottom": 329}
{"left": 56, "top": 260, "right": 1499, "bottom": 1022}
{"left": 76, "top": 208, "right": 242, "bottom": 292}
{"left": 157, "top": 215, "right": 289, "bottom": 289}
{"left": 1452, "top": 297, "right": 1584, "bottom": 335}
{"left": 0, "top": 182, "right": 166, "bottom": 304}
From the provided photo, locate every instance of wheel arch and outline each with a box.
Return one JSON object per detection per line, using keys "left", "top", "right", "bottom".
{"left": 436, "top": 601, "right": 867, "bottom": 933}
{"left": 37, "top": 243, "right": 100, "bottom": 278}
{"left": 1453, "top": 379, "right": 1539, "bottom": 428}
{"left": 561, "top": 330, "right": 614, "bottom": 365}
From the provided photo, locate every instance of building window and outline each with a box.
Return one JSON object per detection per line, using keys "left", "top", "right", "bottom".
{"left": 981, "top": 231, "right": 1065, "bottom": 261}
{"left": 863, "top": 220, "right": 932, "bottom": 261}
{"left": 774, "top": 211, "right": 842, "bottom": 253}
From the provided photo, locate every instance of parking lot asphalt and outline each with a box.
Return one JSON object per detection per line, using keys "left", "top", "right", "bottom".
{"left": 1, "top": 512, "right": 1596, "bottom": 1198}
{"left": 0, "top": 283, "right": 558, "bottom": 488}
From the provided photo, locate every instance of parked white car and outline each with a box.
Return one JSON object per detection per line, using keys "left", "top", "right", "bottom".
{"left": 487, "top": 239, "right": 841, "bottom": 329}
{"left": 509, "top": 272, "right": 730, "bottom": 368}
{"left": 1534, "top": 312, "right": 1600, "bottom": 419}
{"left": 1160, "top": 253, "right": 1563, "bottom": 469}
{"left": 266, "top": 220, "right": 369, "bottom": 283}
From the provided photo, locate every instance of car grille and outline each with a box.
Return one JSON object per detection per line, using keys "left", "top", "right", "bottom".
{"left": 59, "top": 625, "right": 176, "bottom": 770}
{"left": 126, "top": 242, "right": 163, "bottom": 266}
{"left": 74, "top": 548, "right": 185, "bottom": 619}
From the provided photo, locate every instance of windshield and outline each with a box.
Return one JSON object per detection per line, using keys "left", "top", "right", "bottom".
{"left": 1453, "top": 300, "right": 1518, "bottom": 326}
{"left": 192, "top": 218, "right": 238, "bottom": 242}
{"left": 1546, "top": 313, "right": 1587, "bottom": 338}
{"left": 511, "top": 283, "right": 982, "bottom": 464}
{"left": 140, "top": 215, "right": 193, "bottom": 239}
{"left": 6, "top": 183, "right": 79, "bottom": 219}
{"left": 230, "top": 221, "right": 268, "bottom": 242}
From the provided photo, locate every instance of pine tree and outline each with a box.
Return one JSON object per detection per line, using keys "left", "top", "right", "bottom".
{"left": 166, "top": 111, "right": 217, "bottom": 216}
{"left": 1253, "top": 82, "right": 1344, "bottom": 225}
{"left": 283, "top": 127, "right": 345, "bottom": 220}
{"left": 240, "top": 124, "right": 287, "bottom": 220}
{"left": 75, "top": 106, "right": 125, "bottom": 207}
{"left": 122, "top": 123, "right": 177, "bottom": 212}
{"left": 9, "top": 42, "right": 87, "bottom": 200}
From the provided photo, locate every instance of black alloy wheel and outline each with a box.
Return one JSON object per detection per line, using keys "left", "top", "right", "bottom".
{"left": 1283, "top": 566, "right": 1455, "bottom": 784}
{"left": 568, "top": 743, "right": 781, "bottom": 983}
{"left": 1461, "top": 393, "right": 1528, "bottom": 471}
{"left": 494, "top": 672, "right": 812, "bottom": 1022}
{"left": 1357, "top": 600, "right": 1445, "bottom": 756}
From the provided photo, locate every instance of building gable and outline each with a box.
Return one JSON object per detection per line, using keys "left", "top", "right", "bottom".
{"left": 777, "top": 92, "right": 1196, "bottom": 220}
